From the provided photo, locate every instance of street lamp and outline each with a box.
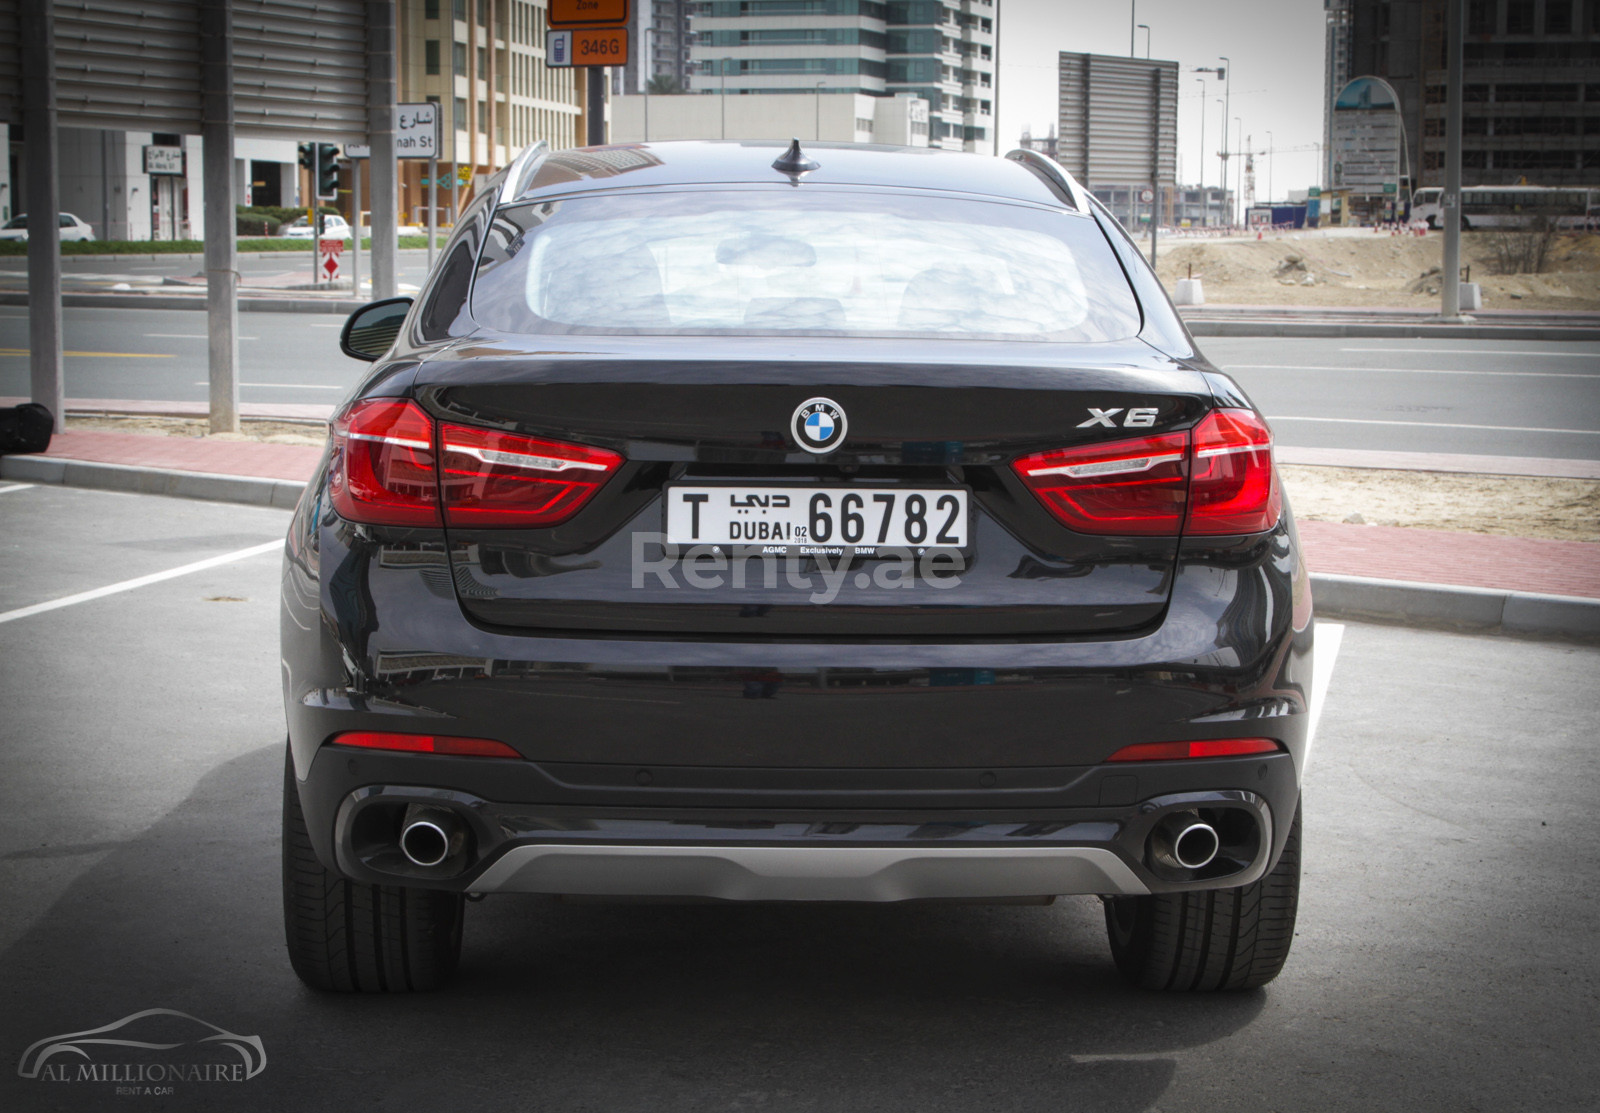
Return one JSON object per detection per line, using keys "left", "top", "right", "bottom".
{"left": 1266, "top": 130, "right": 1273, "bottom": 204}
{"left": 1234, "top": 116, "right": 1242, "bottom": 224}
{"left": 1137, "top": 23, "right": 1150, "bottom": 59}
{"left": 1129, "top": 0, "right": 1136, "bottom": 56}
{"left": 1216, "top": 98, "right": 1224, "bottom": 223}
{"left": 1218, "top": 56, "right": 1231, "bottom": 224}
{"left": 642, "top": 26, "right": 656, "bottom": 141}
{"left": 1194, "top": 78, "right": 1206, "bottom": 200}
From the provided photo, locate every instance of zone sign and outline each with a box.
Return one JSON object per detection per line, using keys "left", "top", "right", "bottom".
{"left": 548, "top": 0, "right": 628, "bottom": 26}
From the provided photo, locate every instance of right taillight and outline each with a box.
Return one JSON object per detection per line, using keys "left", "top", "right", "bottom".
{"left": 1186, "top": 409, "right": 1281, "bottom": 535}
{"left": 329, "top": 399, "right": 442, "bottom": 527}
{"left": 1012, "top": 408, "right": 1281, "bottom": 537}
{"left": 1011, "top": 432, "right": 1190, "bottom": 535}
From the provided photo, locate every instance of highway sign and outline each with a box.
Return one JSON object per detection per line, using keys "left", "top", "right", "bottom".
{"left": 549, "top": 0, "right": 628, "bottom": 27}
{"left": 546, "top": 27, "right": 629, "bottom": 67}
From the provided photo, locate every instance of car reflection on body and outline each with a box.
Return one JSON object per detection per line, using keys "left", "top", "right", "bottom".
{"left": 280, "top": 139, "right": 1313, "bottom": 994}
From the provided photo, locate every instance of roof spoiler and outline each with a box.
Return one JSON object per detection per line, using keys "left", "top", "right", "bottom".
{"left": 499, "top": 140, "right": 552, "bottom": 206}
{"left": 1004, "top": 148, "right": 1089, "bottom": 212}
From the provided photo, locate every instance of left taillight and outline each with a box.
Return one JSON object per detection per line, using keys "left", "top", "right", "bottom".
{"left": 329, "top": 399, "right": 442, "bottom": 527}
{"left": 438, "top": 423, "right": 623, "bottom": 528}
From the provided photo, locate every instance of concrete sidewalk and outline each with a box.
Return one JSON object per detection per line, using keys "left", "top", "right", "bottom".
{"left": 4, "top": 426, "right": 1596, "bottom": 640}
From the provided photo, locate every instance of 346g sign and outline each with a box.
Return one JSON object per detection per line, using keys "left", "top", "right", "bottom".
{"left": 545, "top": 27, "right": 630, "bottom": 67}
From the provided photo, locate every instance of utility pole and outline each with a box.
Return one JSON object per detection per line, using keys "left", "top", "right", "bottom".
{"left": 1219, "top": 56, "right": 1231, "bottom": 224}
{"left": 1440, "top": 0, "right": 1466, "bottom": 320}
{"left": 21, "top": 0, "right": 63, "bottom": 432}
{"left": 1195, "top": 78, "right": 1206, "bottom": 211}
{"left": 1129, "top": 0, "right": 1136, "bottom": 57}
{"left": 587, "top": 67, "right": 605, "bottom": 145}
{"left": 200, "top": 0, "right": 239, "bottom": 434}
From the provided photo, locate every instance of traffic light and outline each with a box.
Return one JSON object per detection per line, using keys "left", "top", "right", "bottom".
{"left": 297, "top": 142, "right": 313, "bottom": 170}
{"left": 316, "top": 144, "right": 341, "bottom": 200}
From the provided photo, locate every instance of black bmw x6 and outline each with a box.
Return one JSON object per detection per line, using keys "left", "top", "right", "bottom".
{"left": 281, "top": 140, "right": 1313, "bottom": 994}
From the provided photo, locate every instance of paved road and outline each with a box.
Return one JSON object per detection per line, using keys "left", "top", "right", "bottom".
{"left": 2, "top": 486, "right": 1597, "bottom": 1112}
{"left": 2, "top": 308, "right": 1597, "bottom": 460}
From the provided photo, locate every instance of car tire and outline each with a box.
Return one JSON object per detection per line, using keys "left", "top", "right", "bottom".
{"left": 281, "top": 746, "right": 464, "bottom": 992}
{"left": 1103, "top": 798, "right": 1300, "bottom": 991}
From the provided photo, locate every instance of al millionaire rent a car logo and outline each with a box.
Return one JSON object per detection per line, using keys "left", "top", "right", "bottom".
{"left": 17, "top": 1008, "right": 266, "bottom": 1092}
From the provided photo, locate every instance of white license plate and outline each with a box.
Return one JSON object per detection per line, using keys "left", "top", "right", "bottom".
{"left": 664, "top": 485, "right": 969, "bottom": 555}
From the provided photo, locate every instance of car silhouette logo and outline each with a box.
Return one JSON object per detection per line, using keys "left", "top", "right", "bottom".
{"left": 791, "top": 397, "right": 846, "bottom": 454}
{"left": 17, "top": 1008, "right": 267, "bottom": 1081}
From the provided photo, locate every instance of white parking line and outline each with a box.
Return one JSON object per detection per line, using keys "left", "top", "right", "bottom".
{"left": 1228, "top": 363, "right": 1598, "bottom": 379}
{"left": 1272, "top": 415, "right": 1600, "bottom": 435}
{"left": 1303, "top": 622, "right": 1344, "bottom": 773}
{"left": 0, "top": 483, "right": 34, "bottom": 494}
{"left": 0, "top": 540, "right": 282, "bottom": 626}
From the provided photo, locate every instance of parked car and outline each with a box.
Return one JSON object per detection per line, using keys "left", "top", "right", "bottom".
{"left": 279, "top": 213, "right": 351, "bottom": 240}
{"left": 0, "top": 212, "right": 96, "bottom": 242}
{"left": 281, "top": 140, "right": 1313, "bottom": 994}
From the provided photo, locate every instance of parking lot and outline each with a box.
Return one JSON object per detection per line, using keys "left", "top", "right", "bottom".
{"left": 2, "top": 483, "right": 1597, "bottom": 1112}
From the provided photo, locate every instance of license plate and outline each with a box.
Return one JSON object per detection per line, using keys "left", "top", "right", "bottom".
{"left": 664, "top": 485, "right": 969, "bottom": 556}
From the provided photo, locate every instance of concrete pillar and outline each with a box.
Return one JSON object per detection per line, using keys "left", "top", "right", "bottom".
{"left": 368, "top": 0, "right": 398, "bottom": 300}
{"left": 200, "top": 0, "right": 239, "bottom": 433}
{"left": 21, "top": 0, "right": 63, "bottom": 432}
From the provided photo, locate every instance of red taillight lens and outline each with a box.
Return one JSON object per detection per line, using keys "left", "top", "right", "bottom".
{"left": 1011, "top": 432, "right": 1189, "bottom": 536}
{"left": 1186, "top": 409, "right": 1281, "bottom": 535}
{"left": 329, "top": 399, "right": 442, "bottom": 526}
{"left": 1105, "top": 738, "right": 1281, "bottom": 762}
{"left": 438, "top": 423, "right": 623, "bottom": 528}
{"left": 330, "top": 731, "right": 522, "bottom": 759}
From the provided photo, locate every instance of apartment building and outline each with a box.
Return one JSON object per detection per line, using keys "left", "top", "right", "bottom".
{"left": 397, "top": 0, "right": 586, "bottom": 224}
{"left": 688, "top": 0, "right": 998, "bottom": 153}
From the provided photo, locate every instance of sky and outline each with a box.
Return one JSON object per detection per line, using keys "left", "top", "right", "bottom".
{"left": 996, "top": 0, "right": 1328, "bottom": 199}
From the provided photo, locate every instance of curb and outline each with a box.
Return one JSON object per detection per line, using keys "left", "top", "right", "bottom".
{"left": 6, "top": 455, "right": 1598, "bottom": 642}
{"left": 0, "top": 455, "right": 305, "bottom": 510}
{"left": 1184, "top": 320, "right": 1600, "bottom": 341}
{"left": 1311, "top": 572, "right": 1600, "bottom": 641}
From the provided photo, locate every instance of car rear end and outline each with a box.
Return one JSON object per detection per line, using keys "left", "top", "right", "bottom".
{"left": 280, "top": 142, "right": 1313, "bottom": 992}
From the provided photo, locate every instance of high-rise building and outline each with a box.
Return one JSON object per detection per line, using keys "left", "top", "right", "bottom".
{"left": 613, "top": 0, "right": 697, "bottom": 96}
{"left": 1340, "top": 0, "right": 1599, "bottom": 189}
{"left": 688, "top": 0, "right": 997, "bottom": 153}
{"left": 1324, "top": 0, "right": 1353, "bottom": 188}
{"left": 397, "top": 0, "right": 586, "bottom": 225}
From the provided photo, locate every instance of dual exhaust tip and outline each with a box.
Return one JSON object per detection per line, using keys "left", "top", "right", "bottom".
{"left": 399, "top": 804, "right": 468, "bottom": 868}
{"left": 1149, "top": 811, "right": 1221, "bottom": 872}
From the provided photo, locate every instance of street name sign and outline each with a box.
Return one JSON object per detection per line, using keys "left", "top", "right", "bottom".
{"left": 396, "top": 103, "right": 439, "bottom": 159}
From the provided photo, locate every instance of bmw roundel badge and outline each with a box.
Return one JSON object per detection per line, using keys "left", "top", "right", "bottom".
{"left": 792, "top": 397, "right": 847, "bottom": 454}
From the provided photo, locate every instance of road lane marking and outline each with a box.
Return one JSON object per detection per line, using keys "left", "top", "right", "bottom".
{"left": 0, "top": 484, "right": 34, "bottom": 494}
{"left": 1228, "top": 363, "right": 1598, "bottom": 379}
{"left": 1339, "top": 347, "right": 1600, "bottom": 357}
{"left": 191, "top": 381, "right": 345, "bottom": 390}
{"left": 1273, "top": 415, "right": 1600, "bottom": 435}
{"left": 0, "top": 540, "right": 283, "bottom": 626}
{"left": 0, "top": 348, "right": 173, "bottom": 358}
{"left": 146, "top": 333, "right": 260, "bottom": 340}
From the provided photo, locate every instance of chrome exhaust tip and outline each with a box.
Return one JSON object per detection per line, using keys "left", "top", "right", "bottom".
{"left": 1150, "top": 812, "right": 1221, "bottom": 871}
{"left": 399, "top": 804, "right": 467, "bottom": 868}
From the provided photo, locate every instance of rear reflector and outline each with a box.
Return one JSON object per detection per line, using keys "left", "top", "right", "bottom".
{"left": 1011, "top": 432, "right": 1189, "bottom": 535}
{"left": 1186, "top": 409, "right": 1281, "bottom": 535}
{"left": 1106, "top": 738, "right": 1281, "bottom": 762}
{"left": 329, "top": 399, "right": 442, "bottom": 527}
{"left": 439, "top": 423, "right": 623, "bottom": 528}
{"left": 330, "top": 731, "right": 521, "bottom": 759}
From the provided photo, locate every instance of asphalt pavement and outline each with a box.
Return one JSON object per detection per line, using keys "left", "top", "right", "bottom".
{"left": 2, "top": 309, "right": 1597, "bottom": 462}
{"left": 1, "top": 485, "right": 1598, "bottom": 1112}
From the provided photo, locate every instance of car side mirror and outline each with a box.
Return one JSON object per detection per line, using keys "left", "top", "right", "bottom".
{"left": 339, "top": 297, "right": 414, "bottom": 361}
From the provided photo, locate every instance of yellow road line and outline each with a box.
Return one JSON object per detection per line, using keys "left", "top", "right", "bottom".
{"left": 0, "top": 349, "right": 173, "bottom": 358}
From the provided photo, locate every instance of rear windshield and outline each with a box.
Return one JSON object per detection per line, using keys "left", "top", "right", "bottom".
{"left": 470, "top": 189, "right": 1142, "bottom": 342}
